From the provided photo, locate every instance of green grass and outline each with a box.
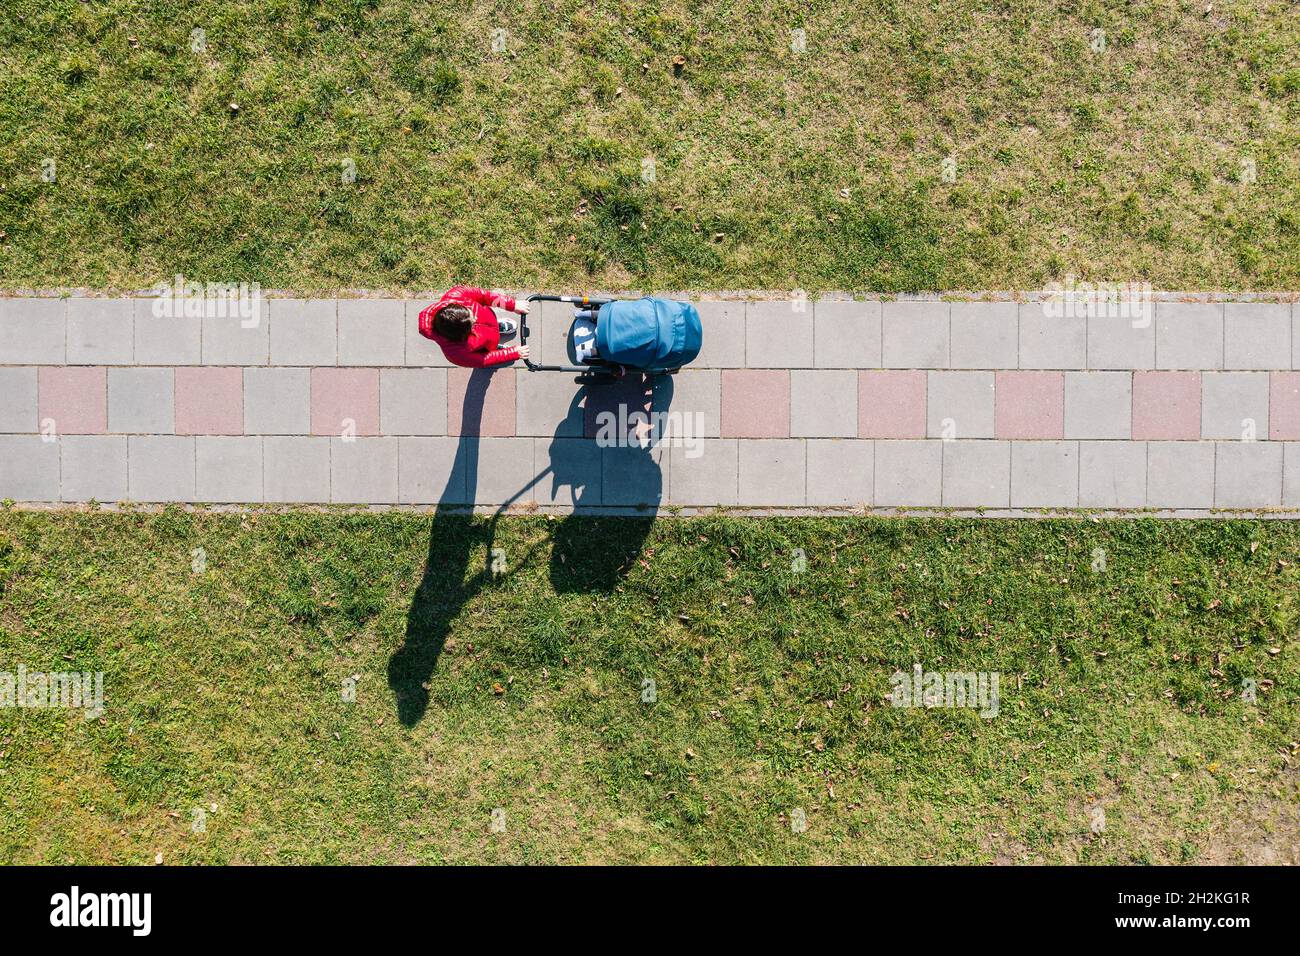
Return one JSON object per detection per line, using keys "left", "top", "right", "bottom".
{"left": 2, "top": 1, "right": 1298, "bottom": 293}
{"left": 0, "top": 509, "right": 1296, "bottom": 864}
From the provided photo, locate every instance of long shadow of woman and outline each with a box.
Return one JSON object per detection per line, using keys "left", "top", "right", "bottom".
{"left": 387, "top": 370, "right": 571, "bottom": 726}
{"left": 387, "top": 369, "right": 498, "bottom": 727}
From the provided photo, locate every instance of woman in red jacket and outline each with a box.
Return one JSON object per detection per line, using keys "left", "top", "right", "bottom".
{"left": 418, "top": 286, "right": 531, "bottom": 368}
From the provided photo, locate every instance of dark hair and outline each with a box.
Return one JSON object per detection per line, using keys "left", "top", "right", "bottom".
{"left": 433, "top": 304, "right": 473, "bottom": 342}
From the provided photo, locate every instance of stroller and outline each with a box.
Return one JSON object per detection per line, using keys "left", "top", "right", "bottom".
{"left": 520, "top": 294, "right": 702, "bottom": 380}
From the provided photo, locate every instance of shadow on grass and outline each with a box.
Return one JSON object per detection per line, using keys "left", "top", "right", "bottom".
{"left": 388, "top": 369, "right": 666, "bottom": 726}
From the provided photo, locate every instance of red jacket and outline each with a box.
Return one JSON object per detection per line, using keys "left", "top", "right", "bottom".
{"left": 418, "top": 286, "right": 521, "bottom": 368}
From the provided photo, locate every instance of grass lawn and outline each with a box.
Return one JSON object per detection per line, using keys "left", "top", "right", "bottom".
{"left": 0, "top": 509, "right": 1295, "bottom": 864}
{"left": 2, "top": 1, "right": 1298, "bottom": 293}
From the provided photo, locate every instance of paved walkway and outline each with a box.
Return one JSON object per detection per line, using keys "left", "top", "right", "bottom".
{"left": 2, "top": 295, "right": 1299, "bottom": 513}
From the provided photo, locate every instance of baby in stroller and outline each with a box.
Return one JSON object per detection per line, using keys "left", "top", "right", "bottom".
{"left": 536, "top": 295, "right": 702, "bottom": 375}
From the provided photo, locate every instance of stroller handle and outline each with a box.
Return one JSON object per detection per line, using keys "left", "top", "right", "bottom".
{"left": 525, "top": 293, "right": 614, "bottom": 306}
{"left": 519, "top": 294, "right": 615, "bottom": 374}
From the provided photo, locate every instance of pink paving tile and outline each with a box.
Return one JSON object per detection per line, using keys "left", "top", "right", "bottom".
{"left": 175, "top": 367, "right": 242, "bottom": 435}
{"left": 720, "top": 369, "right": 789, "bottom": 438}
{"left": 37, "top": 366, "right": 107, "bottom": 434}
{"left": 858, "top": 370, "right": 925, "bottom": 439}
{"left": 995, "top": 371, "right": 1063, "bottom": 439}
{"left": 311, "top": 367, "right": 380, "bottom": 436}
{"left": 1132, "top": 371, "right": 1200, "bottom": 440}
{"left": 1270, "top": 372, "right": 1300, "bottom": 440}
{"left": 446, "top": 367, "right": 516, "bottom": 437}
{"left": 584, "top": 372, "right": 654, "bottom": 439}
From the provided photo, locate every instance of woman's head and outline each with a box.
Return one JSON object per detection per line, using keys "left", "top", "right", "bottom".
{"left": 433, "top": 304, "right": 473, "bottom": 342}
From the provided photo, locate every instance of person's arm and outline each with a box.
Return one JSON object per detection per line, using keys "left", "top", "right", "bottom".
{"left": 461, "top": 286, "right": 519, "bottom": 314}
{"left": 443, "top": 341, "right": 526, "bottom": 367}
{"left": 481, "top": 345, "right": 524, "bottom": 366}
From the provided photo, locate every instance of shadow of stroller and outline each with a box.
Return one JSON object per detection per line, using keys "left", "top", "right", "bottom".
{"left": 549, "top": 373, "right": 669, "bottom": 593}
{"left": 388, "top": 369, "right": 669, "bottom": 726}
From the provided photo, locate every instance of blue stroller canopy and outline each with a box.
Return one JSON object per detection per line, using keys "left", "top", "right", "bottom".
{"left": 594, "top": 298, "right": 702, "bottom": 371}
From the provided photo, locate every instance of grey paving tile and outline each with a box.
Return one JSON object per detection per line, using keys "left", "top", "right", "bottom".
{"left": 737, "top": 438, "right": 805, "bottom": 506}
{"left": 1214, "top": 441, "right": 1282, "bottom": 508}
{"left": 0, "top": 367, "right": 37, "bottom": 432}
{"left": 814, "top": 300, "right": 881, "bottom": 368}
{"left": 0, "top": 435, "right": 60, "bottom": 500}
{"left": 1201, "top": 372, "right": 1269, "bottom": 440}
{"left": 806, "top": 438, "right": 872, "bottom": 506}
{"left": 601, "top": 443, "right": 667, "bottom": 508}
{"left": 791, "top": 370, "right": 857, "bottom": 437}
{"left": 1224, "top": 303, "right": 1291, "bottom": 370}
{"left": 60, "top": 435, "right": 127, "bottom": 502}
{"left": 331, "top": 436, "right": 399, "bottom": 503}
{"left": 1078, "top": 441, "right": 1146, "bottom": 508}
{"left": 270, "top": 299, "right": 337, "bottom": 366}
{"left": 405, "top": 301, "right": 453, "bottom": 367}
{"left": 747, "top": 300, "right": 813, "bottom": 368}
{"left": 928, "top": 371, "right": 995, "bottom": 439}
{"left": 381, "top": 368, "right": 448, "bottom": 436}
{"left": 398, "top": 437, "right": 467, "bottom": 504}
{"left": 1155, "top": 302, "right": 1223, "bottom": 370}
{"left": 583, "top": 372, "right": 655, "bottom": 442}
{"left": 1146, "top": 441, "right": 1214, "bottom": 508}
{"left": 515, "top": 369, "right": 584, "bottom": 437}
{"left": 127, "top": 435, "right": 195, "bottom": 502}
{"left": 659, "top": 370, "right": 720, "bottom": 440}
{"left": 693, "top": 301, "right": 746, "bottom": 367}
{"left": 108, "top": 368, "right": 174, "bottom": 433}
{"left": 338, "top": 299, "right": 404, "bottom": 366}
{"left": 942, "top": 440, "right": 1010, "bottom": 508}
{"left": 950, "top": 302, "right": 1017, "bottom": 369}
{"left": 531, "top": 298, "right": 573, "bottom": 367}
{"left": 464, "top": 437, "right": 537, "bottom": 505}
{"left": 874, "top": 440, "right": 941, "bottom": 507}
{"left": 196, "top": 436, "right": 262, "bottom": 502}
{"left": 202, "top": 310, "right": 268, "bottom": 365}
{"left": 263, "top": 436, "right": 330, "bottom": 503}
{"left": 1010, "top": 440, "right": 1078, "bottom": 507}
{"left": 134, "top": 298, "right": 201, "bottom": 365}
{"left": 536, "top": 438, "right": 601, "bottom": 506}
{"left": 67, "top": 298, "right": 133, "bottom": 364}
{"left": 1284, "top": 443, "right": 1300, "bottom": 507}
{"left": 882, "top": 301, "right": 948, "bottom": 369}
{"left": 669, "top": 438, "right": 737, "bottom": 506}
{"left": 1018, "top": 302, "right": 1085, "bottom": 369}
{"left": 244, "top": 368, "right": 310, "bottom": 435}
{"left": 1088, "top": 310, "right": 1154, "bottom": 369}
{"left": 0, "top": 298, "right": 65, "bottom": 363}
{"left": 1064, "top": 372, "right": 1131, "bottom": 439}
